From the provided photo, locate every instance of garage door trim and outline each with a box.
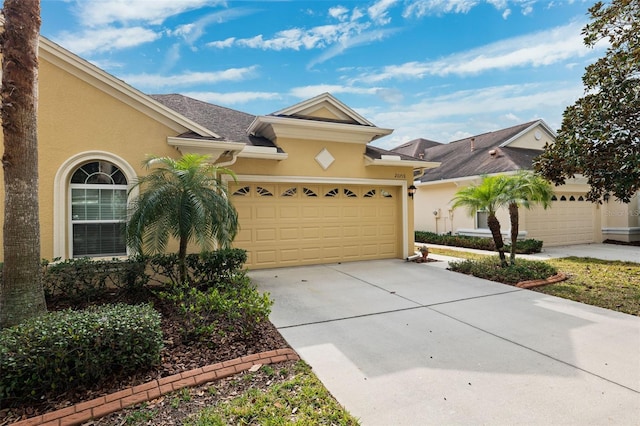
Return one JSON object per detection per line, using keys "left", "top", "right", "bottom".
{"left": 225, "top": 174, "right": 410, "bottom": 260}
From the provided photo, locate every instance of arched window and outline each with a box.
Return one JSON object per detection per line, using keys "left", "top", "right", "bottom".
{"left": 70, "top": 161, "right": 128, "bottom": 257}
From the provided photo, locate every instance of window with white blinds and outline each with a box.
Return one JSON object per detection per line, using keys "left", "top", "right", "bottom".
{"left": 70, "top": 161, "right": 128, "bottom": 257}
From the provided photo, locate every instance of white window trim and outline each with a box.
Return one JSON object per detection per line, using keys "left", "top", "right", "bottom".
{"left": 54, "top": 151, "right": 138, "bottom": 260}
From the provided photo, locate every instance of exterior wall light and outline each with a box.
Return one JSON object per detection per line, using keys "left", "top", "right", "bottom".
{"left": 408, "top": 185, "right": 417, "bottom": 199}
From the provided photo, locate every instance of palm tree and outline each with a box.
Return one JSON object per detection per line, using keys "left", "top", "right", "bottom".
{"left": 0, "top": 0, "right": 47, "bottom": 328}
{"left": 498, "top": 171, "right": 553, "bottom": 265}
{"left": 451, "top": 175, "right": 510, "bottom": 266}
{"left": 127, "top": 154, "right": 239, "bottom": 283}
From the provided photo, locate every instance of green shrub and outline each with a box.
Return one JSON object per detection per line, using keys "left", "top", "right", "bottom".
{"left": 186, "top": 248, "right": 248, "bottom": 290}
{"left": 415, "top": 231, "right": 543, "bottom": 254}
{"left": 449, "top": 256, "right": 557, "bottom": 285}
{"left": 148, "top": 249, "right": 247, "bottom": 287}
{"left": 159, "top": 271, "right": 272, "bottom": 342}
{"left": 44, "top": 257, "right": 149, "bottom": 304}
{"left": 0, "top": 303, "right": 162, "bottom": 404}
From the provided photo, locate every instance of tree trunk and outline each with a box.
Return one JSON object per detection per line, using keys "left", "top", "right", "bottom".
{"left": 178, "top": 236, "right": 188, "bottom": 284}
{"left": 508, "top": 202, "right": 519, "bottom": 265}
{"left": 0, "top": 0, "right": 46, "bottom": 328}
{"left": 487, "top": 213, "right": 507, "bottom": 267}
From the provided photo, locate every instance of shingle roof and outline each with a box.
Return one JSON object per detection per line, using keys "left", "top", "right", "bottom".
{"left": 150, "top": 94, "right": 275, "bottom": 148}
{"left": 365, "top": 145, "right": 431, "bottom": 162}
{"left": 391, "top": 138, "right": 442, "bottom": 158}
{"left": 402, "top": 121, "right": 545, "bottom": 182}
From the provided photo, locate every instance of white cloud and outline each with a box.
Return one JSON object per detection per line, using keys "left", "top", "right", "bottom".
{"left": 225, "top": 19, "right": 373, "bottom": 53}
{"left": 73, "top": 0, "right": 218, "bottom": 26}
{"left": 120, "top": 66, "right": 259, "bottom": 89}
{"left": 368, "top": 0, "right": 399, "bottom": 24}
{"left": 502, "top": 8, "right": 512, "bottom": 19}
{"left": 403, "top": 0, "right": 480, "bottom": 18}
{"left": 181, "top": 91, "right": 281, "bottom": 105}
{"left": 162, "top": 43, "right": 182, "bottom": 72}
{"left": 329, "top": 6, "right": 349, "bottom": 20}
{"left": 289, "top": 85, "right": 380, "bottom": 99}
{"left": 207, "top": 37, "right": 236, "bottom": 49}
{"left": 308, "top": 27, "right": 399, "bottom": 68}
{"left": 355, "top": 21, "right": 599, "bottom": 83}
{"left": 168, "top": 8, "right": 257, "bottom": 45}
{"left": 205, "top": 3, "right": 400, "bottom": 67}
{"left": 55, "top": 27, "right": 161, "bottom": 55}
{"left": 366, "top": 81, "right": 583, "bottom": 148}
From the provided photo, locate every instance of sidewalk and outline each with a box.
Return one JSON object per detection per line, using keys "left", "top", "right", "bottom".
{"left": 423, "top": 242, "right": 640, "bottom": 263}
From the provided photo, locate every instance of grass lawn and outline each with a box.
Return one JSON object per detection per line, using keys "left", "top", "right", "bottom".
{"left": 186, "top": 361, "right": 359, "bottom": 426}
{"left": 538, "top": 257, "right": 640, "bottom": 316}
{"left": 430, "top": 248, "right": 640, "bottom": 317}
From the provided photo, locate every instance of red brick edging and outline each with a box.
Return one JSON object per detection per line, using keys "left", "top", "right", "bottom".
{"left": 12, "top": 348, "right": 299, "bottom": 426}
{"left": 516, "top": 272, "right": 567, "bottom": 289}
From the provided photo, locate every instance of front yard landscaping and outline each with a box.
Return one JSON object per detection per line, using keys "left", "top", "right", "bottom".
{"left": 430, "top": 247, "right": 640, "bottom": 317}
{"left": 0, "top": 251, "right": 358, "bottom": 425}
{"left": 537, "top": 257, "right": 640, "bottom": 316}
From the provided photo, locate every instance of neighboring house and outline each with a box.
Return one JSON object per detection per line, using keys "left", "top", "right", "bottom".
{"left": 0, "top": 36, "right": 438, "bottom": 270}
{"left": 395, "top": 120, "right": 640, "bottom": 246}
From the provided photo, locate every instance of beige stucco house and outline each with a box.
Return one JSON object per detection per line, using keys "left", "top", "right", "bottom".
{"left": 0, "top": 36, "right": 439, "bottom": 270}
{"left": 394, "top": 120, "right": 640, "bottom": 246}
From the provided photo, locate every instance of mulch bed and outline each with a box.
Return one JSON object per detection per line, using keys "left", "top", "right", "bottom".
{"left": 0, "top": 289, "right": 290, "bottom": 425}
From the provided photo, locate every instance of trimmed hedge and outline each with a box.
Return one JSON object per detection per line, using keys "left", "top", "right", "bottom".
{"left": 415, "top": 231, "right": 543, "bottom": 254}
{"left": 449, "top": 256, "right": 557, "bottom": 285}
{"left": 149, "top": 248, "right": 248, "bottom": 288}
{"left": 44, "top": 256, "right": 148, "bottom": 303}
{"left": 0, "top": 303, "right": 162, "bottom": 404}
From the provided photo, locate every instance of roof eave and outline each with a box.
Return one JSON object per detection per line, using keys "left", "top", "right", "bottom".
{"left": 248, "top": 115, "right": 393, "bottom": 144}
{"left": 39, "top": 37, "right": 220, "bottom": 138}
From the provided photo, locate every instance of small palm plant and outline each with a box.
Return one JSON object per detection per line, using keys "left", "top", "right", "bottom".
{"left": 451, "top": 175, "right": 510, "bottom": 266}
{"left": 498, "top": 171, "right": 553, "bottom": 264}
{"left": 126, "top": 154, "right": 239, "bottom": 283}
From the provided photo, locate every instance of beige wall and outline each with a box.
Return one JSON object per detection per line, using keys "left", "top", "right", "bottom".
{"left": 232, "top": 137, "right": 416, "bottom": 258}
{"left": 505, "top": 125, "right": 554, "bottom": 150}
{"left": 600, "top": 192, "right": 640, "bottom": 242}
{"left": 415, "top": 173, "right": 640, "bottom": 245}
{"left": 414, "top": 179, "right": 510, "bottom": 235}
{"left": 0, "top": 57, "right": 183, "bottom": 260}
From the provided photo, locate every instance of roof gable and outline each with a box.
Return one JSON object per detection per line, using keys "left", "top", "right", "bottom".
{"left": 247, "top": 93, "right": 393, "bottom": 145}
{"left": 392, "top": 138, "right": 443, "bottom": 158}
{"left": 272, "top": 92, "right": 374, "bottom": 126}
{"left": 417, "top": 120, "right": 552, "bottom": 183}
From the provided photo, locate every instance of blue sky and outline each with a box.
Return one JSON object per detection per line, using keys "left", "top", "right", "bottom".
{"left": 37, "top": 0, "right": 603, "bottom": 149}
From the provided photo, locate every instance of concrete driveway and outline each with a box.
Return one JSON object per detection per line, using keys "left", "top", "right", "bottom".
{"left": 250, "top": 260, "right": 640, "bottom": 425}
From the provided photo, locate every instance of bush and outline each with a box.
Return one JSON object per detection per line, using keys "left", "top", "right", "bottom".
{"left": 186, "top": 248, "right": 248, "bottom": 289}
{"left": 0, "top": 303, "right": 162, "bottom": 405}
{"left": 415, "top": 231, "right": 543, "bottom": 254}
{"left": 44, "top": 256, "right": 148, "bottom": 304}
{"left": 40, "top": 249, "right": 247, "bottom": 304}
{"left": 449, "top": 256, "right": 557, "bottom": 285}
{"left": 148, "top": 249, "right": 248, "bottom": 287}
{"left": 159, "top": 271, "right": 272, "bottom": 343}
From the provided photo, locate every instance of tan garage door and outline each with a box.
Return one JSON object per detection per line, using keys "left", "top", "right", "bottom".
{"left": 230, "top": 183, "right": 401, "bottom": 269}
{"left": 525, "top": 193, "right": 596, "bottom": 246}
